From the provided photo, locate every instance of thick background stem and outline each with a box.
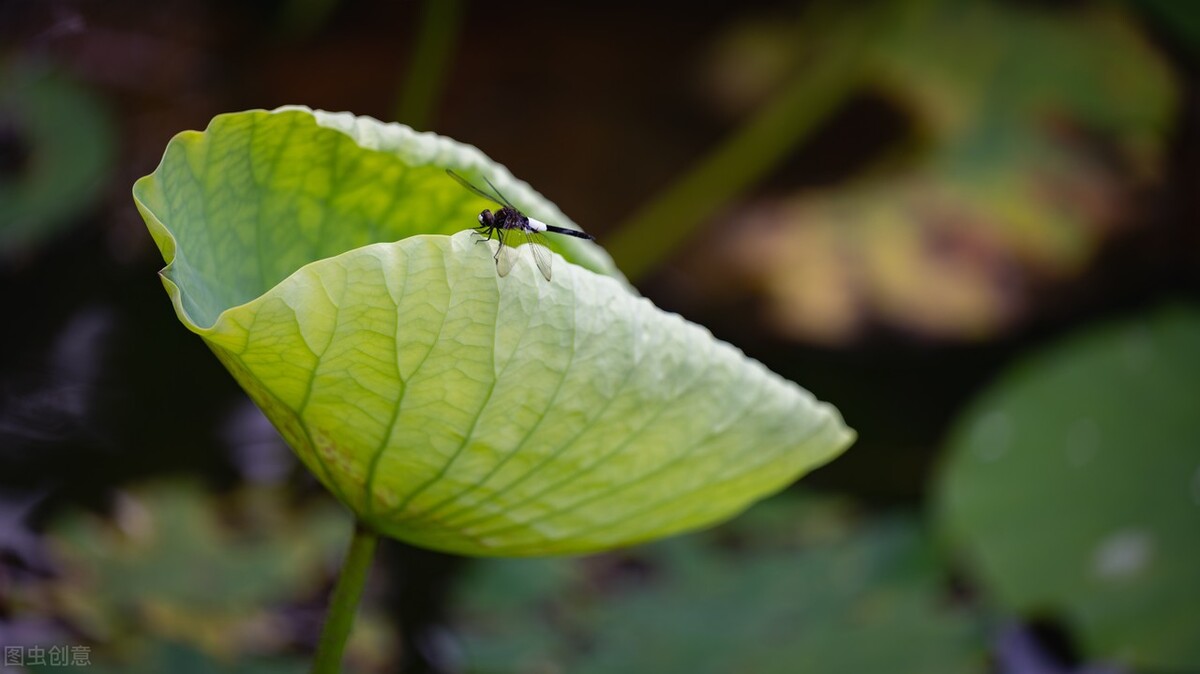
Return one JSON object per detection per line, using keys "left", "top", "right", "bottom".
{"left": 604, "top": 47, "right": 865, "bottom": 281}
{"left": 395, "top": 0, "right": 465, "bottom": 130}
{"left": 603, "top": 0, "right": 911, "bottom": 281}
{"left": 311, "top": 521, "right": 380, "bottom": 674}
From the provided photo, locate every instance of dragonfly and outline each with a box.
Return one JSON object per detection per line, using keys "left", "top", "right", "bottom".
{"left": 447, "top": 169, "right": 594, "bottom": 282}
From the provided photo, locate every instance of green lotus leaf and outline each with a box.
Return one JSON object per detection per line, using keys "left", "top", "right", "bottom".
{"left": 453, "top": 495, "right": 987, "bottom": 673}
{"left": 132, "top": 107, "right": 853, "bottom": 556}
{"left": 0, "top": 62, "right": 115, "bottom": 253}
{"left": 935, "top": 306, "right": 1200, "bottom": 671}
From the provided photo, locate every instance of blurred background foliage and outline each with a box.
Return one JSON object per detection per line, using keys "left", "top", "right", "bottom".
{"left": 1, "top": 0, "right": 1197, "bottom": 673}
{"left": 451, "top": 496, "right": 987, "bottom": 674}
{"left": 696, "top": 0, "right": 1176, "bottom": 343}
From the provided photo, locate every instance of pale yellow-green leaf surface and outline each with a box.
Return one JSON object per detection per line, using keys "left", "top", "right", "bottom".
{"left": 133, "top": 107, "right": 854, "bottom": 556}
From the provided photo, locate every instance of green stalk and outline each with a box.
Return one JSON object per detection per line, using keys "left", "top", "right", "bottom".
{"left": 603, "top": 10, "right": 881, "bottom": 282}
{"left": 395, "top": 0, "right": 466, "bottom": 129}
{"left": 311, "top": 521, "right": 380, "bottom": 674}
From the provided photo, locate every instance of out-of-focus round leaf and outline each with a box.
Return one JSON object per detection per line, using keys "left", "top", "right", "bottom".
{"left": 132, "top": 107, "right": 854, "bottom": 556}
{"left": 453, "top": 495, "right": 988, "bottom": 673}
{"left": 935, "top": 306, "right": 1200, "bottom": 671}
{"left": 0, "top": 62, "right": 114, "bottom": 253}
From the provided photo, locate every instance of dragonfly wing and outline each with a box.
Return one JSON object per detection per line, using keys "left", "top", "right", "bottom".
{"left": 446, "top": 169, "right": 503, "bottom": 206}
{"left": 530, "top": 238, "right": 552, "bottom": 280}
{"left": 495, "top": 238, "right": 518, "bottom": 277}
{"left": 482, "top": 175, "right": 517, "bottom": 209}
{"left": 514, "top": 227, "right": 553, "bottom": 281}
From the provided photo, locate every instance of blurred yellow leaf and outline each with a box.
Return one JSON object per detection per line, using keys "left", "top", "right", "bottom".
{"left": 700, "top": 0, "right": 1176, "bottom": 343}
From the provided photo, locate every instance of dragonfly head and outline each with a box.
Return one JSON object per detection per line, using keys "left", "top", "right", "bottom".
{"left": 478, "top": 209, "right": 494, "bottom": 227}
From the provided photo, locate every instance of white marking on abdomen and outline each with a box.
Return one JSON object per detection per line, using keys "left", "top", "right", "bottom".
{"left": 527, "top": 218, "right": 547, "bottom": 232}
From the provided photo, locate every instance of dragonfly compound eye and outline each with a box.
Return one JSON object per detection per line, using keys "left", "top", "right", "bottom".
{"left": 478, "top": 210, "right": 493, "bottom": 226}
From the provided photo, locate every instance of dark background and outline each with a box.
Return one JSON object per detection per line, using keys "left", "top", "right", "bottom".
{"left": 2, "top": 1, "right": 1198, "bottom": 672}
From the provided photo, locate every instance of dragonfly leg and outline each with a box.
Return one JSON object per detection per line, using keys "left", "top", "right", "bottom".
{"left": 493, "top": 229, "right": 507, "bottom": 261}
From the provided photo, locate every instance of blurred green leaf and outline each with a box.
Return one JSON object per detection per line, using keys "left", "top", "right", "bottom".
{"left": 27, "top": 640, "right": 308, "bottom": 674}
{"left": 27, "top": 483, "right": 398, "bottom": 671}
{"left": 133, "top": 108, "right": 854, "bottom": 556}
{"left": 701, "top": 0, "right": 1176, "bottom": 343}
{"left": 936, "top": 306, "right": 1200, "bottom": 671}
{"left": 453, "top": 495, "right": 987, "bottom": 674}
{"left": 46, "top": 483, "right": 350, "bottom": 656}
{"left": 0, "top": 62, "right": 115, "bottom": 253}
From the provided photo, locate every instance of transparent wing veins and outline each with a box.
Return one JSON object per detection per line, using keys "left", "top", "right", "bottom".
{"left": 446, "top": 169, "right": 503, "bottom": 206}
{"left": 493, "top": 229, "right": 517, "bottom": 277}
{"left": 522, "top": 229, "right": 554, "bottom": 281}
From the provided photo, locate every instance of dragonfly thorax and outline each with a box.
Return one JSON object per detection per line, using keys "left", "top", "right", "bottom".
{"left": 480, "top": 206, "right": 528, "bottom": 231}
